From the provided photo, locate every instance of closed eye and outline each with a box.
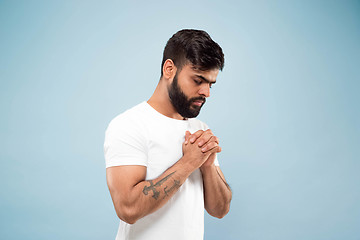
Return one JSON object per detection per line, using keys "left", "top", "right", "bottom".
{"left": 194, "top": 79, "right": 214, "bottom": 89}
{"left": 194, "top": 74, "right": 216, "bottom": 89}
{"left": 194, "top": 79, "right": 201, "bottom": 85}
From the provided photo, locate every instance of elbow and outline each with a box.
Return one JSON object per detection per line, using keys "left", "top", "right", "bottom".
{"left": 121, "top": 217, "right": 138, "bottom": 225}
{"left": 216, "top": 205, "right": 230, "bottom": 219}
{"left": 117, "top": 213, "right": 137, "bottom": 225}
{"left": 115, "top": 205, "right": 141, "bottom": 225}
{"left": 212, "top": 207, "right": 230, "bottom": 219}
{"left": 214, "top": 214, "right": 225, "bottom": 219}
{"left": 208, "top": 203, "right": 231, "bottom": 219}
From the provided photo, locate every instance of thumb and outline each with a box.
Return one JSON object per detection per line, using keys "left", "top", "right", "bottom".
{"left": 184, "top": 131, "right": 191, "bottom": 144}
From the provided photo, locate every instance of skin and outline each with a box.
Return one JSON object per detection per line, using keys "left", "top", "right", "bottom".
{"left": 106, "top": 59, "right": 232, "bottom": 224}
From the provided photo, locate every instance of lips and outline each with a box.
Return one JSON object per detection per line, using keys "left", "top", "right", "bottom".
{"left": 192, "top": 100, "right": 204, "bottom": 106}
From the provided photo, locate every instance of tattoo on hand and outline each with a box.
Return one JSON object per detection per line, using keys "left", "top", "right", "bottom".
{"left": 143, "top": 171, "right": 177, "bottom": 200}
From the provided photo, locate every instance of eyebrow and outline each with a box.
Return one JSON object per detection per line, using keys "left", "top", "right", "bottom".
{"left": 195, "top": 75, "right": 216, "bottom": 84}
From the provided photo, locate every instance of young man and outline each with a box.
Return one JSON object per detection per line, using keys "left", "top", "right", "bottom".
{"left": 104, "top": 29, "right": 232, "bottom": 240}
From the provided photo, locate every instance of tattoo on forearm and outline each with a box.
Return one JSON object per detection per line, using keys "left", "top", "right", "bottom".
{"left": 143, "top": 180, "right": 160, "bottom": 199}
{"left": 163, "top": 180, "right": 180, "bottom": 199}
{"left": 143, "top": 171, "right": 178, "bottom": 200}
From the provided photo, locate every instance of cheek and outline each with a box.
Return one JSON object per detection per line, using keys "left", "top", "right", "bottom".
{"left": 178, "top": 78, "right": 194, "bottom": 95}
{"left": 184, "top": 85, "right": 198, "bottom": 97}
{"left": 185, "top": 80, "right": 199, "bottom": 95}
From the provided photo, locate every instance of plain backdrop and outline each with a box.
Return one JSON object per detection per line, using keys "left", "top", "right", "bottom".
{"left": 1, "top": 1, "right": 359, "bottom": 239}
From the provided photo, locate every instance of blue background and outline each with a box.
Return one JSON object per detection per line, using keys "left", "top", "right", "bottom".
{"left": 1, "top": 1, "right": 359, "bottom": 239}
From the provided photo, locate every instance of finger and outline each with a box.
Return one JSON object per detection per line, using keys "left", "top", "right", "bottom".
{"left": 184, "top": 131, "right": 191, "bottom": 144}
{"left": 189, "top": 130, "right": 204, "bottom": 144}
{"left": 202, "top": 136, "right": 220, "bottom": 149}
{"left": 203, "top": 146, "right": 221, "bottom": 158}
{"left": 201, "top": 141, "right": 219, "bottom": 153}
{"left": 197, "top": 129, "right": 215, "bottom": 147}
{"left": 217, "top": 146, "right": 222, "bottom": 153}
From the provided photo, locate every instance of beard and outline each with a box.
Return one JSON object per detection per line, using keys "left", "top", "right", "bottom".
{"left": 168, "top": 73, "right": 206, "bottom": 118}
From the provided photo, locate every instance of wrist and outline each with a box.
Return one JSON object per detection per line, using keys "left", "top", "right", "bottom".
{"left": 200, "top": 163, "right": 216, "bottom": 173}
{"left": 179, "top": 155, "right": 198, "bottom": 174}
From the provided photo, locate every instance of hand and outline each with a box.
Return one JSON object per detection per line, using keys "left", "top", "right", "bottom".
{"left": 186, "top": 129, "right": 221, "bottom": 154}
{"left": 183, "top": 130, "right": 221, "bottom": 169}
{"left": 182, "top": 131, "right": 212, "bottom": 169}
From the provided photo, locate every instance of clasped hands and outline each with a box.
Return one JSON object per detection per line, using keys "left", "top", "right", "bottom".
{"left": 182, "top": 129, "right": 222, "bottom": 169}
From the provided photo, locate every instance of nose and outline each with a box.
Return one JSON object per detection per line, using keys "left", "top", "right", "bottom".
{"left": 198, "top": 84, "right": 210, "bottom": 98}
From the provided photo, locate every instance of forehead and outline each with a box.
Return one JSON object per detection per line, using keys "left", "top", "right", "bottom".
{"left": 179, "top": 64, "right": 219, "bottom": 82}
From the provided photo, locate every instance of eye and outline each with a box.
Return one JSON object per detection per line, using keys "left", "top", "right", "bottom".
{"left": 194, "top": 79, "right": 201, "bottom": 85}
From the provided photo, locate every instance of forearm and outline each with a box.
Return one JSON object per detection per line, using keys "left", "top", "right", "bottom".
{"left": 201, "top": 164, "right": 232, "bottom": 218}
{"left": 115, "top": 158, "right": 195, "bottom": 224}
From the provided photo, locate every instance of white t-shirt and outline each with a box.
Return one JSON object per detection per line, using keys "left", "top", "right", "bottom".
{"left": 104, "top": 101, "right": 219, "bottom": 240}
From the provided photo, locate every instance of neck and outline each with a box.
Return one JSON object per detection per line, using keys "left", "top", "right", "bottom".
{"left": 147, "top": 79, "right": 184, "bottom": 120}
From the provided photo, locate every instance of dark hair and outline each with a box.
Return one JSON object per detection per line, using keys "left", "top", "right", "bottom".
{"left": 161, "top": 29, "right": 224, "bottom": 76}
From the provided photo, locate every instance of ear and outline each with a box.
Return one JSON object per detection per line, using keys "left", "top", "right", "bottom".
{"left": 162, "top": 59, "right": 177, "bottom": 82}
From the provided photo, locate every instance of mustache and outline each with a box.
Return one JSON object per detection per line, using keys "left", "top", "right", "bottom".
{"left": 190, "top": 97, "right": 206, "bottom": 103}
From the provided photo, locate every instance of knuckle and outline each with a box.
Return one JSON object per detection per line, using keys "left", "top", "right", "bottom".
{"left": 205, "top": 132, "right": 213, "bottom": 140}
{"left": 210, "top": 142, "right": 217, "bottom": 149}
{"left": 197, "top": 130, "right": 204, "bottom": 135}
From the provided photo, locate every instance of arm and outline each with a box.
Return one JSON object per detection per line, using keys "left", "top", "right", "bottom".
{"left": 186, "top": 130, "right": 232, "bottom": 218}
{"left": 106, "top": 131, "right": 220, "bottom": 224}
{"left": 107, "top": 161, "right": 190, "bottom": 224}
{"left": 201, "top": 164, "right": 232, "bottom": 218}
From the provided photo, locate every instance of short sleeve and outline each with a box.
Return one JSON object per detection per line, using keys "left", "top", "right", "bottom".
{"left": 104, "top": 115, "right": 148, "bottom": 168}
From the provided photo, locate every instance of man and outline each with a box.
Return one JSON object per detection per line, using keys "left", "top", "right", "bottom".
{"left": 104, "top": 29, "right": 232, "bottom": 240}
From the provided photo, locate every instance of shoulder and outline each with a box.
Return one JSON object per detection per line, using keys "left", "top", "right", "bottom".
{"left": 104, "top": 102, "right": 149, "bottom": 168}
{"left": 106, "top": 102, "right": 146, "bottom": 140}
{"left": 106, "top": 102, "right": 148, "bottom": 133}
